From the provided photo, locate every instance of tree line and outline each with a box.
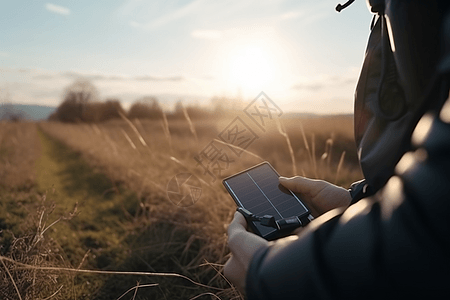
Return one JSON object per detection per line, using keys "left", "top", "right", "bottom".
{"left": 48, "top": 79, "right": 228, "bottom": 123}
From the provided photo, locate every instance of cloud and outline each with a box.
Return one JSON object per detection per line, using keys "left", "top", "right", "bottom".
{"left": 133, "top": 75, "right": 184, "bottom": 82}
{"left": 191, "top": 30, "right": 222, "bottom": 40}
{"left": 60, "top": 71, "right": 126, "bottom": 81}
{"left": 143, "top": 0, "right": 203, "bottom": 30}
{"left": 280, "top": 11, "right": 304, "bottom": 20}
{"left": 45, "top": 3, "right": 71, "bottom": 16}
{"left": 33, "top": 74, "right": 56, "bottom": 80}
{"left": 31, "top": 70, "right": 185, "bottom": 82}
{"left": 32, "top": 71, "right": 122, "bottom": 81}
{"left": 0, "top": 68, "right": 30, "bottom": 74}
{"left": 291, "top": 82, "right": 324, "bottom": 91}
{"left": 62, "top": 71, "right": 185, "bottom": 82}
{"left": 291, "top": 73, "right": 357, "bottom": 92}
{"left": 31, "top": 71, "right": 127, "bottom": 81}
{"left": 190, "top": 25, "right": 275, "bottom": 42}
{"left": 279, "top": 2, "right": 332, "bottom": 24}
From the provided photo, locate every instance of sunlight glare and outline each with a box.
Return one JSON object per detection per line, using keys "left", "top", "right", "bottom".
{"left": 227, "top": 44, "right": 275, "bottom": 94}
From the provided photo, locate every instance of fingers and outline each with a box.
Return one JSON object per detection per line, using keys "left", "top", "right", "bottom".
{"left": 227, "top": 211, "right": 247, "bottom": 237}
{"left": 279, "top": 176, "right": 322, "bottom": 195}
{"left": 233, "top": 211, "right": 248, "bottom": 229}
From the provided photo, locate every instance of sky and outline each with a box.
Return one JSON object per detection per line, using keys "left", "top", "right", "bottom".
{"left": 0, "top": 0, "right": 373, "bottom": 114}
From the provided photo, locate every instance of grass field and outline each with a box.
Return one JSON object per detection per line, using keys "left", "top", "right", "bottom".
{"left": 0, "top": 111, "right": 363, "bottom": 299}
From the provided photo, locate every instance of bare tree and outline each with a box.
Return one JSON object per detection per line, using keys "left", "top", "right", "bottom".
{"left": 55, "top": 79, "right": 99, "bottom": 122}
{"left": 128, "top": 96, "right": 163, "bottom": 119}
{"left": 100, "top": 99, "right": 125, "bottom": 121}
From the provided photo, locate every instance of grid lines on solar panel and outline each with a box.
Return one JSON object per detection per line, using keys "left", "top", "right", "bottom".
{"left": 225, "top": 172, "right": 280, "bottom": 218}
{"left": 225, "top": 164, "right": 308, "bottom": 220}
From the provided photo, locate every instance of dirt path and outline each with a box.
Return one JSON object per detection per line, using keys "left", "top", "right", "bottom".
{"left": 36, "top": 128, "right": 136, "bottom": 218}
{"left": 35, "top": 128, "right": 142, "bottom": 298}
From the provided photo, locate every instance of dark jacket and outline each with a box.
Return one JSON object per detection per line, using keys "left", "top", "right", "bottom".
{"left": 246, "top": 1, "right": 450, "bottom": 299}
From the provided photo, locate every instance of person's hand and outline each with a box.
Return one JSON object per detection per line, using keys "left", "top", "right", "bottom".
{"left": 224, "top": 211, "right": 269, "bottom": 295}
{"left": 279, "top": 176, "right": 351, "bottom": 217}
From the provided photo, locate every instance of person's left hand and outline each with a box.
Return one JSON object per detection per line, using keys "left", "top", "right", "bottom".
{"left": 224, "top": 211, "right": 269, "bottom": 295}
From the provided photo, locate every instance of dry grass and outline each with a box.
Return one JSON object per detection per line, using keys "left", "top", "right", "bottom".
{"left": 0, "top": 194, "right": 77, "bottom": 300}
{"left": 0, "top": 122, "right": 41, "bottom": 189}
{"left": 1, "top": 111, "right": 363, "bottom": 299}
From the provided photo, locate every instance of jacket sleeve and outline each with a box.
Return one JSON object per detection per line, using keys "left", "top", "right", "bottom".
{"left": 245, "top": 109, "right": 450, "bottom": 299}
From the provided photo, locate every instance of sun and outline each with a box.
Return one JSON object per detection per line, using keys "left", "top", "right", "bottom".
{"left": 227, "top": 44, "right": 275, "bottom": 93}
{"left": 212, "top": 29, "right": 294, "bottom": 99}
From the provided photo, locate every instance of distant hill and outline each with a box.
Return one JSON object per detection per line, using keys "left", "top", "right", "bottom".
{"left": 0, "top": 104, "right": 56, "bottom": 121}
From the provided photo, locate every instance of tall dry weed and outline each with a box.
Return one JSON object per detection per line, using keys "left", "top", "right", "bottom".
{"left": 0, "top": 193, "right": 76, "bottom": 300}
{"left": 161, "top": 110, "right": 173, "bottom": 152}
{"left": 181, "top": 103, "right": 198, "bottom": 144}
{"left": 119, "top": 111, "right": 148, "bottom": 147}
{"left": 276, "top": 119, "right": 297, "bottom": 175}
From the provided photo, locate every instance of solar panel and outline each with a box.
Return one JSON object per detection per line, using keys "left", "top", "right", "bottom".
{"left": 223, "top": 162, "right": 309, "bottom": 238}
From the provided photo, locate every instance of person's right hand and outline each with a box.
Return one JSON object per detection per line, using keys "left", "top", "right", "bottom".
{"left": 279, "top": 176, "right": 351, "bottom": 217}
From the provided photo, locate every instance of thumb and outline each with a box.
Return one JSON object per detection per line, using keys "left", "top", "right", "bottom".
{"left": 279, "top": 176, "right": 320, "bottom": 194}
{"left": 227, "top": 211, "right": 248, "bottom": 237}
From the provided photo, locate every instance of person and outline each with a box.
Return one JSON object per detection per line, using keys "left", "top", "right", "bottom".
{"left": 224, "top": 1, "right": 450, "bottom": 299}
